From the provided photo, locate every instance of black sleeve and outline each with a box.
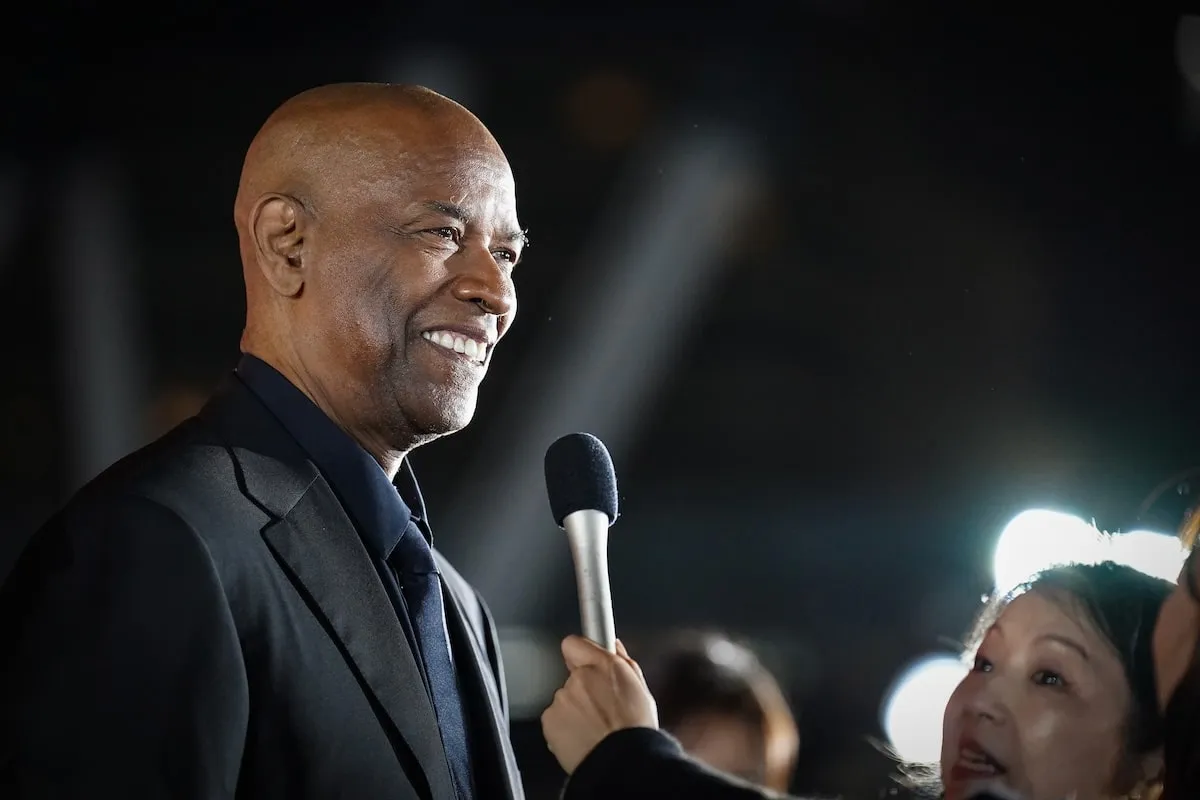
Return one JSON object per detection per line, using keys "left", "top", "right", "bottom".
{"left": 0, "top": 494, "right": 249, "bottom": 798}
{"left": 563, "top": 727, "right": 793, "bottom": 800}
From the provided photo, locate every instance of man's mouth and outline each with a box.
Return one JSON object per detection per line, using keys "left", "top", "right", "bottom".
{"left": 422, "top": 330, "right": 488, "bottom": 365}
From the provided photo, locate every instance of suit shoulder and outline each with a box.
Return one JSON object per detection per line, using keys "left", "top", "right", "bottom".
{"left": 7, "top": 492, "right": 219, "bottom": 606}
{"left": 77, "top": 418, "right": 240, "bottom": 508}
{"left": 45, "top": 418, "right": 270, "bottom": 568}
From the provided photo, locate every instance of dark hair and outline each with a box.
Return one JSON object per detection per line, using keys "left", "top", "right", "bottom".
{"left": 640, "top": 631, "right": 799, "bottom": 791}
{"left": 1162, "top": 514, "right": 1200, "bottom": 800}
{"left": 903, "top": 560, "right": 1171, "bottom": 797}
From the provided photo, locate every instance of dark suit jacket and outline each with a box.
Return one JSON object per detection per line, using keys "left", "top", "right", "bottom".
{"left": 0, "top": 374, "right": 522, "bottom": 799}
{"left": 563, "top": 728, "right": 802, "bottom": 800}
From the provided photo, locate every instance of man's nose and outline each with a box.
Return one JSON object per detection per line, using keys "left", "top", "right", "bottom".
{"left": 452, "top": 249, "right": 516, "bottom": 319}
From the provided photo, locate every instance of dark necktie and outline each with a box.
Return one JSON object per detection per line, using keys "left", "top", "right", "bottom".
{"left": 392, "top": 522, "right": 474, "bottom": 799}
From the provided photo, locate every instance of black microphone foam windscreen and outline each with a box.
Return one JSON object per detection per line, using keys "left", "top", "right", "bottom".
{"left": 544, "top": 432, "right": 620, "bottom": 528}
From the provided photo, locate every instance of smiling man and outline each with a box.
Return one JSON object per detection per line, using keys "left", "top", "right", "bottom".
{"left": 0, "top": 84, "right": 526, "bottom": 799}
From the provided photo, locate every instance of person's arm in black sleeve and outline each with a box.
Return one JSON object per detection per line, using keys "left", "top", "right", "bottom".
{"left": 563, "top": 726, "right": 792, "bottom": 800}
{"left": 0, "top": 493, "right": 249, "bottom": 798}
{"left": 543, "top": 636, "right": 806, "bottom": 800}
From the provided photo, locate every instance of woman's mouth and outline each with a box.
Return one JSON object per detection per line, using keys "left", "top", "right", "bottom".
{"left": 950, "top": 739, "right": 1008, "bottom": 779}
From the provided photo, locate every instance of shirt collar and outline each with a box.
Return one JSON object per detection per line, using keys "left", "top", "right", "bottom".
{"left": 235, "top": 353, "right": 431, "bottom": 560}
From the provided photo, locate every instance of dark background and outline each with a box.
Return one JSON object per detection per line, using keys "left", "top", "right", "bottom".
{"left": 2, "top": 4, "right": 1197, "bottom": 796}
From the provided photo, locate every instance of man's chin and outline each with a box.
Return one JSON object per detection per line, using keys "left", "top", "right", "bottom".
{"left": 412, "top": 396, "right": 478, "bottom": 439}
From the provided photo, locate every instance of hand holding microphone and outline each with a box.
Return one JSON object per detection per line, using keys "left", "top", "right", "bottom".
{"left": 541, "top": 433, "right": 659, "bottom": 774}
{"left": 540, "top": 635, "right": 659, "bottom": 774}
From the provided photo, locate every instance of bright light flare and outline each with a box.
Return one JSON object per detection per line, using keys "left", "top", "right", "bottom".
{"left": 1108, "top": 529, "right": 1189, "bottom": 584}
{"left": 992, "top": 509, "right": 1103, "bottom": 596}
{"left": 880, "top": 654, "right": 969, "bottom": 765}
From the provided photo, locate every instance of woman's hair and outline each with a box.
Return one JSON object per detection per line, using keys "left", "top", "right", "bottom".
{"left": 640, "top": 631, "right": 800, "bottom": 791}
{"left": 901, "top": 560, "right": 1171, "bottom": 798}
{"left": 1161, "top": 512, "right": 1200, "bottom": 800}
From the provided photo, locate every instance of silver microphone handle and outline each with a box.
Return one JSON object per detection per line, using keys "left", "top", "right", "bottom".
{"left": 563, "top": 509, "right": 616, "bottom": 652}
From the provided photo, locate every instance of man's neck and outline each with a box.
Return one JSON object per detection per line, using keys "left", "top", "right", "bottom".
{"left": 242, "top": 347, "right": 411, "bottom": 480}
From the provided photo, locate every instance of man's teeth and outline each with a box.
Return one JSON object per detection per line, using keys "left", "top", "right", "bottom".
{"left": 422, "top": 330, "right": 486, "bottom": 363}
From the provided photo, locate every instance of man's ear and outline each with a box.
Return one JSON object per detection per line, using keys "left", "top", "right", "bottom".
{"left": 250, "top": 194, "right": 306, "bottom": 297}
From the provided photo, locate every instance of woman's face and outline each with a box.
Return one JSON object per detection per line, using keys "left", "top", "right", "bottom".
{"left": 1153, "top": 548, "right": 1199, "bottom": 712}
{"left": 941, "top": 591, "right": 1134, "bottom": 800}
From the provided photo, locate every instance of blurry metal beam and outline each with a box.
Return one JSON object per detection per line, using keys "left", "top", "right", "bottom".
{"left": 56, "top": 154, "right": 147, "bottom": 491}
{"left": 447, "top": 123, "right": 761, "bottom": 622}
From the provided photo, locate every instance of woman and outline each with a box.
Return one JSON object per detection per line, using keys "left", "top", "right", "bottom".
{"left": 935, "top": 561, "right": 1166, "bottom": 800}
{"left": 542, "top": 561, "right": 1171, "bottom": 800}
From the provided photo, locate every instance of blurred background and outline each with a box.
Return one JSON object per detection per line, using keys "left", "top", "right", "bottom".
{"left": 3, "top": 4, "right": 1200, "bottom": 797}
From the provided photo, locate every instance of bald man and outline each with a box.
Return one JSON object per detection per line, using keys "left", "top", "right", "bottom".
{"left": 0, "top": 84, "right": 527, "bottom": 799}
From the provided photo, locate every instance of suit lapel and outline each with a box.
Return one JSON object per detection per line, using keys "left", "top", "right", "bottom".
{"left": 261, "top": 476, "right": 457, "bottom": 799}
{"left": 441, "top": 582, "right": 523, "bottom": 799}
{"left": 197, "top": 376, "right": 457, "bottom": 798}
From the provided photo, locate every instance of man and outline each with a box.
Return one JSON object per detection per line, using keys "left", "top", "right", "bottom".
{"left": 0, "top": 83, "right": 527, "bottom": 799}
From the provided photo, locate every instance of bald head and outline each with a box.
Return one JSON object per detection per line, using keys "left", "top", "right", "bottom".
{"left": 233, "top": 82, "right": 523, "bottom": 469}
{"left": 235, "top": 83, "right": 499, "bottom": 258}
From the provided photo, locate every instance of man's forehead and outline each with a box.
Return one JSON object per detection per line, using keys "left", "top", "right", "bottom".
{"left": 369, "top": 149, "right": 516, "bottom": 207}
{"left": 385, "top": 144, "right": 512, "bottom": 182}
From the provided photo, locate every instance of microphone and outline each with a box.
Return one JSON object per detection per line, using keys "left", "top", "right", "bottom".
{"left": 544, "top": 432, "right": 620, "bottom": 653}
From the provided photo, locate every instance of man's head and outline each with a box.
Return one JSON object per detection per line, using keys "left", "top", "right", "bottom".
{"left": 234, "top": 83, "right": 525, "bottom": 470}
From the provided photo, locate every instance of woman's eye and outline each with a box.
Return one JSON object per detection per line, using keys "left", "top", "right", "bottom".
{"left": 1032, "top": 670, "right": 1066, "bottom": 688}
{"left": 972, "top": 656, "right": 993, "bottom": 673}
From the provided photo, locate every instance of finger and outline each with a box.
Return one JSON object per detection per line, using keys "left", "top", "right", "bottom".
{"left": 561, "top": 634, "right": 615, "bottom": 669}
{"left": 625, "top": 657, "right": 648, "bottom": 687}
{"left": 539, "top": 707, "right": 559, "bottom": 754}
{"left": 614, "top": 639, "right": 647, "bottom": 683}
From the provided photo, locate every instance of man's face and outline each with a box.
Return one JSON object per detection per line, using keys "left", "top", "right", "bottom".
{"left": 296, "top": 129, "right": 524, "bottom": 445}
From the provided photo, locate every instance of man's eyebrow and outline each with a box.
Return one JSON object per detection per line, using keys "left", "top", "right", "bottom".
{"left": 421, "top": 201, "right": 528, "bottom": 248}
{"left": 421, "top": 200, "right": 469, "bottom": 221}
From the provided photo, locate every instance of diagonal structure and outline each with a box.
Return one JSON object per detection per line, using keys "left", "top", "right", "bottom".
{"left": 56, "top": 154, "right": 147, "bottom": 492}
{"left": 445, "top": 120, "right": 762, "bottom": 623}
